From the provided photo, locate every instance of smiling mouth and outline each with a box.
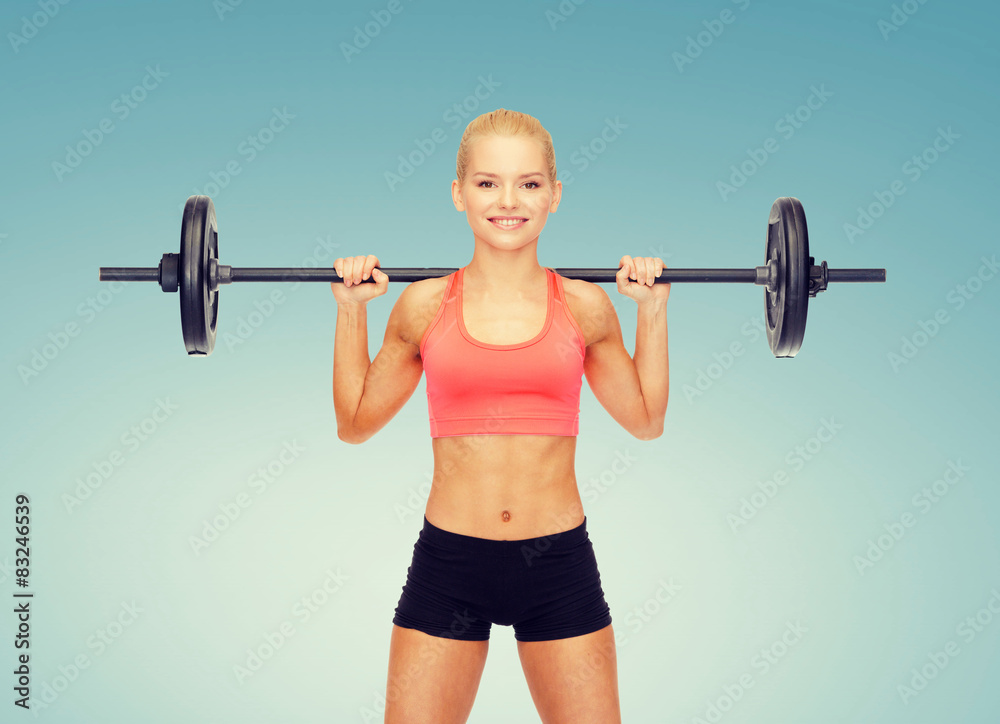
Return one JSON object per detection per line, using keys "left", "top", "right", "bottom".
{"left": 489, "top": 217, "right": 527, "bottom": 227}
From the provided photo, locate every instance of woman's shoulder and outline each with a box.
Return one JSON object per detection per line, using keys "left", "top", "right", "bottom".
{"left": 555, "top": 272, "right": 597, "bottom": 300}
{"left": 394, "top": 273, "right": 453, "bottom": 347}
{"left": 553, "top": 273, "right": 616, "bottom": 348}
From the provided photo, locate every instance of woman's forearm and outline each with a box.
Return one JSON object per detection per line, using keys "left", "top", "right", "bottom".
{"left": 334, "top": 302, "right": 371, "bottom": 439}
{"left": 632, "top": 299, "right": 669, "bottom": 433}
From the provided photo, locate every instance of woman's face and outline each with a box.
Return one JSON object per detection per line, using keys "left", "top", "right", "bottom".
{"left": 452, "top": 134, "right": 562, "bottom": 251}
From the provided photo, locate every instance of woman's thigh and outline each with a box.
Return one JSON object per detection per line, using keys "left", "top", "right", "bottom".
{"left": 384, "top": 624, "right": 490, "bottom": 724}
{"left": 516, "top": 623, "right": 621, "bottom": 724}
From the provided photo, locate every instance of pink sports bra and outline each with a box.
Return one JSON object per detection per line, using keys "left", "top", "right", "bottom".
{"left": 419, "top": 265, "right": 587, "bottom": 438}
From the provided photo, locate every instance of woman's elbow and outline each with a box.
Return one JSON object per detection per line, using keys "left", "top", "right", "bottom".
{"left": 337, "top": 426, "right": 368, "bottom": 445}
{"left": 635, "top": 423, "right": 664, "bottom": 441}
{"left": 637, "top": 409, "right": 666, "bottom": 440}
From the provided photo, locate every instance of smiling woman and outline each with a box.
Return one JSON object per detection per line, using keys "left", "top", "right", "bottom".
{"left": 330, "top": 108, "right": 670, "bottom": 723}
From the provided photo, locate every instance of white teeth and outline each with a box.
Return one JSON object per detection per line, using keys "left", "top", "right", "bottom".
{"left": 492, "top": 219, "right": 524, "bottom": 226}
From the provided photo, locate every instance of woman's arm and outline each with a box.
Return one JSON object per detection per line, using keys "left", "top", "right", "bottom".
{"left": 632, "top": 298, "right": 669, "bottom": 435}
{"left": 581, "top": 288, "right": 668, "bottom": 440}
{"left": 333, "top": 301, "right": 371, "bottom": 440}
{"left": 333, "top": 287, "right": 425, "bottom": 444}
{"left": 331, "top": 255, "right": 424, "bottom": 444}
{"left": 580, "top": 256, "right": 669, "bottom": 440}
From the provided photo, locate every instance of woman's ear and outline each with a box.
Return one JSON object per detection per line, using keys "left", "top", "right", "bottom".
{"left": 549, "top": 178, "right": 563, "bottom": 213}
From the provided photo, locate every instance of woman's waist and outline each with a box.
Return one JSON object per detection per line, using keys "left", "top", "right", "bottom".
{"left": 430, "top": 433, "right": 576, "bottom": 475}
{"left": 424, "top": 470, "right": 583, "bottom": 540}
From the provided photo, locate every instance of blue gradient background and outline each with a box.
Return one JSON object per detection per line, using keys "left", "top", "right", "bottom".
{"left": 2, "top": 0, "right": 998, "bottom": 722}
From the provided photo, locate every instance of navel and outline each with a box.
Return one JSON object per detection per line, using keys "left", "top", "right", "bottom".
{"left": 501, "top": 510, "right": 511, "bottom": 523}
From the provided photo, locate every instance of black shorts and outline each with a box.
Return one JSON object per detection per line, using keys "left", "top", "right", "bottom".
{"left": 392, "top": 515, "right": 613, "bottom": 642}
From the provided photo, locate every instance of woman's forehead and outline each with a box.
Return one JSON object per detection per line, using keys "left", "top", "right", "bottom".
{"left": 467, "top": 136, "right": 546, "bottom": 172}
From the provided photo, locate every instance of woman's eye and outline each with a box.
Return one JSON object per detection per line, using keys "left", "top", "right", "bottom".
{"left": 478, "top": 181, "right": 540, "bottom": 189}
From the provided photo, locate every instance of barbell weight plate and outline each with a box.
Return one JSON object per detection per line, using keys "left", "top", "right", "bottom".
{"left": 765, "top": 197, "right": 809, "bottom": 358}
{"left": 179, "top": 195, "right": 219, "bottom": 356}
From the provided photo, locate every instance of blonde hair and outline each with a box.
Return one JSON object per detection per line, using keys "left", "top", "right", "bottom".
{"left": 455, "top": 108, "right": 557, "bottom": 187}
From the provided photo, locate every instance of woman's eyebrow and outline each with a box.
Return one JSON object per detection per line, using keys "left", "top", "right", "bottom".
{"left": 472, "top": 172, "right": 545, "bottom": 179}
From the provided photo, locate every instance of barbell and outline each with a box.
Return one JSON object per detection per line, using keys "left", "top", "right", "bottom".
{"left": 98, "top": 195, "right": 885, "bottom": 357}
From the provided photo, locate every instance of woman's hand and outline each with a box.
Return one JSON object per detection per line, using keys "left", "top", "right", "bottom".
{"left": 331, "top": 254, "right": 389, "bottom": 306}
{"left": 616, "top": 255, "right": 670, "bottom": 305}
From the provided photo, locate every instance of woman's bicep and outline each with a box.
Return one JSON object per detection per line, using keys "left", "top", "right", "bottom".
{"left": 582, "top": 288, "right": 654, "bottom": 440}
{"left": 352, "top": 287, "right": 425, "bottom": 441}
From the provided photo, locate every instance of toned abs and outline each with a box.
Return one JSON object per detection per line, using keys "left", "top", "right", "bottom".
{"left": 406, "top": 273, "right": 596, "bottom": 541}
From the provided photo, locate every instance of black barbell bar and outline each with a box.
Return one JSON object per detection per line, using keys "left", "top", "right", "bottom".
{"left": 99, "top": 265, "right": 885, "bottom": 285}
{"left": 96, "top": 195, "right": 887, "bottom": 357}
